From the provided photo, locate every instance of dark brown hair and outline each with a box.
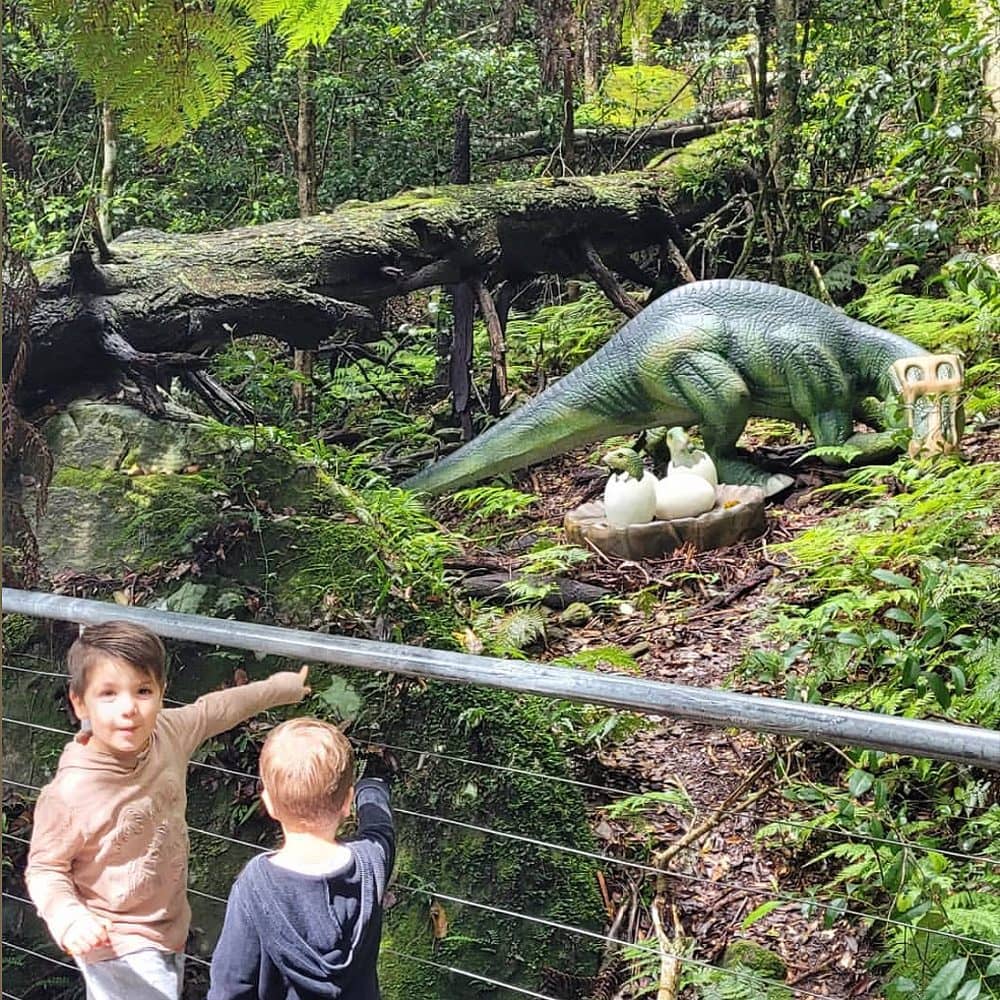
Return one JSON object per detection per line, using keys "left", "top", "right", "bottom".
{"left": 67, "top": 620, "right": 167, "bottom": 697}
{"left": 260, "top": 718, "right": 355, "bottom": 831}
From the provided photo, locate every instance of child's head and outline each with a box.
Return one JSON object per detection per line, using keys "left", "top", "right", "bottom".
{"left": 67, "top": 621, "right": 167, "bottom": 757}
{"left": 68, "top": 620, "right": 167, "bottom": 699}
{"left": 259, "top": 718, "right": 355, "bottom": 834}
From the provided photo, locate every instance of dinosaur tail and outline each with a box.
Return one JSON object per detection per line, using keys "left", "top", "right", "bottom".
{"left": 402, "top": 350, "right": 689, "bottom": 495}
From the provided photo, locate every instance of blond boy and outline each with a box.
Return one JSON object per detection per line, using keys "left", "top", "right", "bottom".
{"left": 208, "top": 718, "right": 395, "bottom": 1000}
{"left": 26, "top": 620, "right": 311, "bottom": 999}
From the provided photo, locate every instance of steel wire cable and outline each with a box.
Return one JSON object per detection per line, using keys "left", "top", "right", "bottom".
{"left": 188, "top": 825, "right": 266, "bottom": 852}
{"left": 2, "top": 893, "right": 211, "bottom": 970}
{"left": 1, "top": 662, "right": 186, "bottom": 705}
{"left": 6, "top": 755, "right": 1000, "bottom": 957}
{"left": 354, "top": 734, "right": 1000, "bottom": 866}
{"left": 3, "top": 992, "right": 28, "bottom": 1000}
{"left": 1, "top": 938, "right": 77, "bottom": 971}
{"left": 2, "top": 886, "right": 587, "bottom": 1000}
{"left": 351, "top": 735, "right": 637, "bottom": 799}
{"left": 390, "top": 806, "right": 1000, "bottom": 952}
{"left": 391, "top": 882, "right": 838, "bottom": 1000}
{"left": 0, "top": 857, "right": 829, "bottom": 1000}
{"left": 380, "top": 949, "right": 564, "bottom": 1000}
{"left": 7, "top": 664, "right": 999, "bottom": 865}
{"left": 5, "top": 775, "right": 998, "bottom": 958}
{"left": 5, "top": 664, "right": 999, "bottom": 866}
{"left": 3, "top": 830, "right": 228, "bottom": 909}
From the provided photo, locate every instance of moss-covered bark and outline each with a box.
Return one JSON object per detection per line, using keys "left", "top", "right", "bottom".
{"left": 21, "top": 138, "right": 749, "bottom": 406}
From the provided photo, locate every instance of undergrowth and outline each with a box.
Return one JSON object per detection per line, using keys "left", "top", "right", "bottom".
{"left": 741, "top": 448, "right": 999, "bottom": 997}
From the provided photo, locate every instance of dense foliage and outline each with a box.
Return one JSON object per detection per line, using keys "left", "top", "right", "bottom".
{"left": 2, "top": 0, "right": 999, "bottom": 996}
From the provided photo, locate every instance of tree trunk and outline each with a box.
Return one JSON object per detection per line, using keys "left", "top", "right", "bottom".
{"left": 447, "top": 106, "right": 475, "bottom": 434}
{"left": 768, "top": 0, "right": 800, "bottom": 283}
{"left": 978, "top": 1, "right": 1000, "bottom": 194}
{"left": 97, "top": 103, "right": 118, "bottom": 244}
{"left": 486, "top": 99, "right": 755, "bottom": 163}
{"left": 293, "top": 46, "right": 319, "bottom": 420}
{"left": 20, "top": 161, "right": 749, "bottom": 409}
{"left": 581, "top": 1, "right": 601, "bottom": 100}
{"left": 295, "top": 49, "right": 319, "bottom": 216}
{"left": 561, "top": 53, "right": 576, "bottom": 172}
{"left": 457, "top": 572, "right": 610, "bottom": 609}
{"left": 626, "top": 0, "right": 657, "bottom": 65}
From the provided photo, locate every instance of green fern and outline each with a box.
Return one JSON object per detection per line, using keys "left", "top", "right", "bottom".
{"left": 28, "top": 0, "right": 351, "bottom": 145}
{"left": 681, "top": 961, "right": 792, "bottom": 1000}
{"left": 503, "top": 285, "right": 623, "bottom": 381}
{"left": 554, "top": 646, "right": 640, "bottom": 673}
{"left": 452, "top": 485, "right": 538, "bottom": 519}
{"left": 482, "top": 605, "right": 548, "bottom": 655}
{"left": 963, "top": 640, "right": 1000, "bottom": 728}
{"left": 848, "top": 256, "right": 1000, "bottom": 359}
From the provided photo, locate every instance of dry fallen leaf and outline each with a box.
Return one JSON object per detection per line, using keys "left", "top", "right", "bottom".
{"left": 429, "top": 899, "right": 448, "bottom": 939}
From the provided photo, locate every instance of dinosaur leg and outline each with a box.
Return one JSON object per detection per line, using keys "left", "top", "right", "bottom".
{"left": 784, "top": 345, "right": 854, "bottom": 448}
{"left": 782, "top": 342, "right": 904, "bottom": 467}
{"left": 660, "top": 351, "right": 787, "bottom": 494}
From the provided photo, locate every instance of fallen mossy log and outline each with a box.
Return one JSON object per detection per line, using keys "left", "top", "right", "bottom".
{"left": 18, "top": 138, "right": 750, "bottom": 413}
{"left": 457, "top": 571, "right": 611, "bottom": 609}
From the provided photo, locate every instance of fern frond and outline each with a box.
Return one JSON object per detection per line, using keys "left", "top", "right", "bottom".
{"left": 27, "top": 0, "right": 351, "bottom": 145}
{"left": 489, "top": 606, "right": 547, "bottom": 654}
{"left": 452, "top": 485, "right": 538, "bottom": 519}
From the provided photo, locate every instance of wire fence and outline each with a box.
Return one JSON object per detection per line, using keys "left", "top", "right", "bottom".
{"left": 3, "top": 616, "right": 998, "bottom": 999}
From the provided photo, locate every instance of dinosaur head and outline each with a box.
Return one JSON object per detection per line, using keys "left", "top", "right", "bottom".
{"left": 665, "top": 426, "right": 694, "bottom": 465}
{"left": 602, "top": 447, "right": 645, "bottom": 482}
{"left": 890, "top": 354, "right": 965, "bottom": 456}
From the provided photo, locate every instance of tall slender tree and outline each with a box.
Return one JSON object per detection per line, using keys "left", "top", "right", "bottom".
{"left": 293, "top": 45, "right": 318, "bottom": 418}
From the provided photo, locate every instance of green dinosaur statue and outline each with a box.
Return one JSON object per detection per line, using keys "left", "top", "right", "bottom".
{"left": 404, "top": 279, "right": 951, "bottom": 497}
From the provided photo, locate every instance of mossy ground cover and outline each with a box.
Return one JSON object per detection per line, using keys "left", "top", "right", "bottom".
{"left": 4, "top": 409, "right": 608, "bottom": 997}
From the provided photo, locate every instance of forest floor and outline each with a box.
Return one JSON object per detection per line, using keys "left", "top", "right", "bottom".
{"left": 441, "top": 421, "right": 1000, "bottom": 1000}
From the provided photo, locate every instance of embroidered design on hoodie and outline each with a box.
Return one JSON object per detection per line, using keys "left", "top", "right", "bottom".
{"left": 95, "top": 776, "right": 188, "bottom": 906}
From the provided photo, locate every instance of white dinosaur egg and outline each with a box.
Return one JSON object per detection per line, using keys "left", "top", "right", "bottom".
{"left": 655, "top": 471, "right": 716, "bottom": 520}
{"left": 603, "top": 470, "right": 657, "bottom": 528}
{"left": 667, "top": 452, "right": 718, "bottom": 486}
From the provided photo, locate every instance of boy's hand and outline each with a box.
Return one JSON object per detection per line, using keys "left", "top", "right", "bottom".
{"left": 360, "top": 746, "right": 402, "bottom": 786}
{"left": 286, "top": 665, "right": 311, "bottom": 700}
{"left": 61, "top": 911, "right": 112, "bottom": 956}
{"left": 298, "top": 665, "right": 311, "bottom": 697}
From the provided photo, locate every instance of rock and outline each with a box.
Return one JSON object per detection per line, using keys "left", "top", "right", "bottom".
{"left": 721, "top": 940, "right": 787, "bottom": 979}
{"left": 559, "top": 602, "right": 594, "bottom": 626}
{"left": 43, "top": 399, "right": 224, "bottom": 473}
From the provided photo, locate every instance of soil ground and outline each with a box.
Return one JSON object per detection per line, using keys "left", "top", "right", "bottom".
{"left": 441, "top": 420, "right": 1000, "bottom": 999}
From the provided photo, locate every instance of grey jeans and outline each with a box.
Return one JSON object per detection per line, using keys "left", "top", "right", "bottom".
{"left": 75, "top": 948, "right": 185, "bottom": 1000}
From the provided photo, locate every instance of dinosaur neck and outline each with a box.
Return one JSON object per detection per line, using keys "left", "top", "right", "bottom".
{"left": 848, "top": 318, "right": 928, "bottom": 396}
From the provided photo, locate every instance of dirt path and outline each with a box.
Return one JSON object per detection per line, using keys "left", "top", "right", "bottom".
{"left": 445, "top": 446, "right": 893, "bottom": 998}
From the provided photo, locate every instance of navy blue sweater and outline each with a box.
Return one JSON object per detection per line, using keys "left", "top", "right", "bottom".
{"left": 208, "top": 779, "right": 395, "bottom": 1000}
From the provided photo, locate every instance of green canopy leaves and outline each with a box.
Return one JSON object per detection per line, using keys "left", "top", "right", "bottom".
{"left": 28, "top": 0, "right": 351, "bottom": 145}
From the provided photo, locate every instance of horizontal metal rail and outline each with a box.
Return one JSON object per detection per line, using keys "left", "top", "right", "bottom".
{"left": 4, "top": 588, "right": 999, "bottom": 770}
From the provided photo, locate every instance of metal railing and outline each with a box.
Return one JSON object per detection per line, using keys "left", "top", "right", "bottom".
{"left": 3, "top": 588, "right": 998, "bottom": 999}
{"left": 3, "top": 588, "right": 999, "bottom": 769}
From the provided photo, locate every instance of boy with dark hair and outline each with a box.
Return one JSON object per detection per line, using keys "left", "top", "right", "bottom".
{"left": 208, "top": 717, "right": 396, "bottom": 1000}
{"left": 26, "top": 619, "right": 311, "bottom": 999}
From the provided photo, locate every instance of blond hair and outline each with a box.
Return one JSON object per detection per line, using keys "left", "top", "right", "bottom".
{"left": 260, "top": 718, "right": 355, "bottom": 831}
{"left": 67, "top": 620, "right": 166, "bottom": 698}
